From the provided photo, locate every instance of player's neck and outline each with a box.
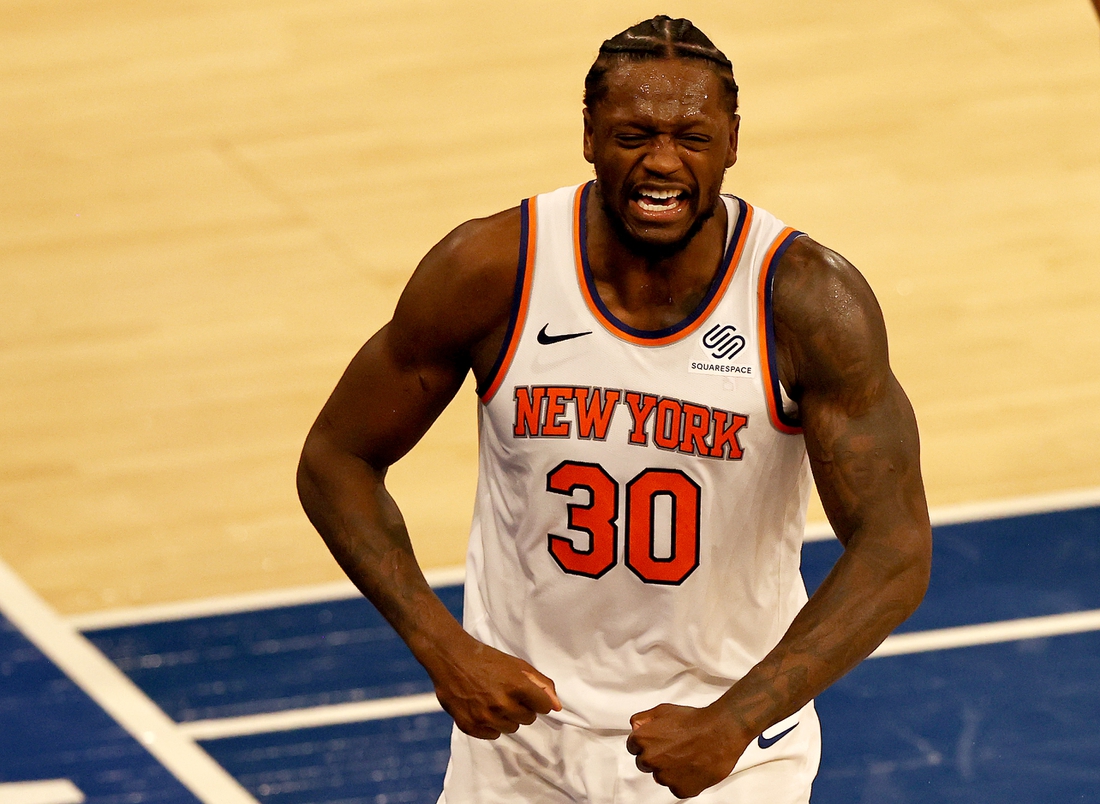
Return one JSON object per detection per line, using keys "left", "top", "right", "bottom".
{"left": 585, "top": 192, "right": 728, "bottom": 331}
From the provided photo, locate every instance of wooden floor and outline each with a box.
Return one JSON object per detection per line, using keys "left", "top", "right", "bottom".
{"left": 2, "top": 0, "right": 1099, "bottom": 615}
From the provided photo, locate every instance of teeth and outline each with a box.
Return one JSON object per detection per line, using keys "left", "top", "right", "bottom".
{"left": 636, "top": 189, "right": 683, "bottom": 213}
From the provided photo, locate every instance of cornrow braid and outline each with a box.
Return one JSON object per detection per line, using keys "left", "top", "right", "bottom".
{"left": 584, "top": 15, "right": 739, "bottom": 117}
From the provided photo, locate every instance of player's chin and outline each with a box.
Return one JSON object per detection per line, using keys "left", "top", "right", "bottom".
{"left": 664, "top": 781, "right": 705, "bottom": 800}
{"left": 624, "top": 210, "right": 694, "bottom": 242}
{"left": 626, "top": 210, "right": 708, "bottom": 252}
{"left": 627, "top": 227, "right": 697, "bottom": 258}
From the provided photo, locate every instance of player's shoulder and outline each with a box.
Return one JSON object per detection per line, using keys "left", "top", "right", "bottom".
{"left": 772, "top": 236, "right": 883, "bottom": 334}
{"left": 428, "top": 206, "right": 524, "bottom": 280}
{"left": 428, "top": 182, "right": 577, "bottom": 277}
{"left": 771, "top": 235, "right": 889, "bottom": 392}
{"left": 390, "top": 205, "right": 524, "bottom": 363}
{"left": 401, "top": 205, "right": 522, "bottom": 307}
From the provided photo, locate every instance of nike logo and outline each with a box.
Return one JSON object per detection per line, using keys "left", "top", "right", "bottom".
{"left": 537, "top": 324, "right": 592, "bottom": 345}
{"left": 757, "top": 722, "right": 798, "bottom": 750}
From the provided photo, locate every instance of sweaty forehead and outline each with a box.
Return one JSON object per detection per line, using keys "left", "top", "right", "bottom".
{"left": 596, "top": 59, "right": 726, "bottom": 123}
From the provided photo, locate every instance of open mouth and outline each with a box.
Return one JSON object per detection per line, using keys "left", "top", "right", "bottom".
{"left": 632, "top": 188, "right": 688, "bottom": 215}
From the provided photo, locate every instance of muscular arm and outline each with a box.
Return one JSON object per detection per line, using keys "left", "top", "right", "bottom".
{"left": 727, "top": 236, "right": 931, "bottom": 719}
{"left": 628, "top": 237, "right": 932, "bottom": 797}
{"left": 297, "top": 208, "right": 560, "bottom": 739}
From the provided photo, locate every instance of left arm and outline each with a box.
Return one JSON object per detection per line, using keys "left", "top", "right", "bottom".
{"left": 627, "top": 237, "right": 932, "bottom": 798}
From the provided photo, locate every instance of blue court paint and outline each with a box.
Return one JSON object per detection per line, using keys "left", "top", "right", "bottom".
{"left": 0, "top": 613, "right": 200, "bottom": 802}
{"left": 88, "top": 509, "right": 1100, "bottom": 726}
{"left": 200, "top": 712, "right": 452, "bottom": 804}
{"left": 66, "top": 504, "right": 1100, "bottom": 802}
{"left": 84, "top": 586, "right": 463, "bottom": 722}
{"left": 812, "top": 629, "right": 1100, "bottom": 803}
{"left": 800, "top": 506, "right": 1100, "bottom": 633}
{"left": 197, "top": 633, "right": 1100, "bottom": 804}
{"left": 86, "top": 510, "right": 1100, "bottom": 726}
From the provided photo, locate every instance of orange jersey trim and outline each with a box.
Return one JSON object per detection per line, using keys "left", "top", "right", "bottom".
{"left": 479, "top": 198, "right": 537, "bottom": 404}
{"left": 756, "top": 227, "right": 804, "bottom": 435}
{"left": 573, "top": 183, "right": 754, "bottom": 347}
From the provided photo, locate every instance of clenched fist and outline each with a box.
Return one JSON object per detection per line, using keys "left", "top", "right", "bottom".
{"left": 626, "top": 703, "right": 750, "bottom": 799}
{"left": 427, "top": 632, "right": 561, "bottom": 740}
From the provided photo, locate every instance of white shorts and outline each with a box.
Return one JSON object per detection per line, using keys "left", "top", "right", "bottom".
{"left": 437, "top": 701, "right": 820, "bottom": 804}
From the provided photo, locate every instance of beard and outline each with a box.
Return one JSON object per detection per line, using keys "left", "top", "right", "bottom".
{"left": 597, "top": 186, "right": 719, "bottom": 262}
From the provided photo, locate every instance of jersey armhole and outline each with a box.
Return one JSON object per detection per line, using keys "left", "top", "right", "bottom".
{"left": 757, "top": 228, "right": 805, "bottom": 435}
{"left": 477, "top": 197, "right": 537, "bottom": 404}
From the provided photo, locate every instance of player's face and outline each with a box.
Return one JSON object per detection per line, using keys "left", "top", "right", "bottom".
{"left": 583, "top": 58, "right": 739, "bottom": 254}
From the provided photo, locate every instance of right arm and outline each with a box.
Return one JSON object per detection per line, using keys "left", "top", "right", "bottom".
{"left": 297, "top": 208, "right": 561, "bottom": 739}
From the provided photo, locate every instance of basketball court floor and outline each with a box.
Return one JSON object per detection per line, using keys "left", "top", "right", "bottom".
{"left": 2, "top": 0, "right": 1099, "bottom": 801}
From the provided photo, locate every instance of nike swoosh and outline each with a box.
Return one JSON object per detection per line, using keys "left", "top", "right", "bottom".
{"left": 757, "top": 722, "right": 798, "bottom": 750}
{"left": 537, "top": 324, "right": 592, "bottom": 345}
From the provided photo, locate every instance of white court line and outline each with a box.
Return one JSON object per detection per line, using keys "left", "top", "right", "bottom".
{"left": 179, "top": 692, "right": 442, "bottom": 741}
{"left": 0, "top": 780, "right": 84, "bottom": 804}
{"left": 66, "top": 580, "right": 362, "bottom": 631}
{"left": 802, "top": 521, "right": 836, "bottom": 543}
{"left": 802, "top": 485, "right": 1100, "bottom": 543}
{"left": 872, "top": 608, "right": 1100, "bottom": 658}
{"left": 67, "top": 565, "right": 466, "bottom": 631}
{"left": 66, "top": 486, "right": 1100, "bottom": 628}
{"left": 0, "top": 558, "right": 259, "bottom": 804}
{"left": 924, "top": 486, "right": 1100, "bottom": 527}
{"left": 177, "top": 608, "right": 1100, "bottom": 741}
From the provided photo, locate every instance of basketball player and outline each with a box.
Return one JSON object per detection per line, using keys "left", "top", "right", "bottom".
{"left": 298, "top": 16, "right": 932, "bottom": 802}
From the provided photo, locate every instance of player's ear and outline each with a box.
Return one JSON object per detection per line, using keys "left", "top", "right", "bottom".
{"left": 725, "top": 114, "right": 740, "bottom": 169}
{"left": 582, "top": 107, "right": 596, "bottom": 165}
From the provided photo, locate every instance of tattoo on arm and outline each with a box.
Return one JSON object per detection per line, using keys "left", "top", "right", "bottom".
{"left": 716, "top": 238, "right": 932, "bottom": 739}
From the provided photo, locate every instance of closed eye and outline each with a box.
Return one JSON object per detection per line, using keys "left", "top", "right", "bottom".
{"left": 679, "top": 134, "right": 712, "bottom": 150}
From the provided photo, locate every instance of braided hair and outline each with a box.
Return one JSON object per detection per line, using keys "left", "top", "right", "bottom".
{"left": 584, "top": 16, "right": 739, "bottom": 117}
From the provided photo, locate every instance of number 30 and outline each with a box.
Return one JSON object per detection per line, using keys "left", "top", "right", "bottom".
{"left": 545, "top": 461, "right": 701, "bottom": 585}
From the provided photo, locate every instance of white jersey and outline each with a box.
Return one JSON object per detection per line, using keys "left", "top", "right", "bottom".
{"left": 465, "top": 182, "right": 812, "bottom": 731}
